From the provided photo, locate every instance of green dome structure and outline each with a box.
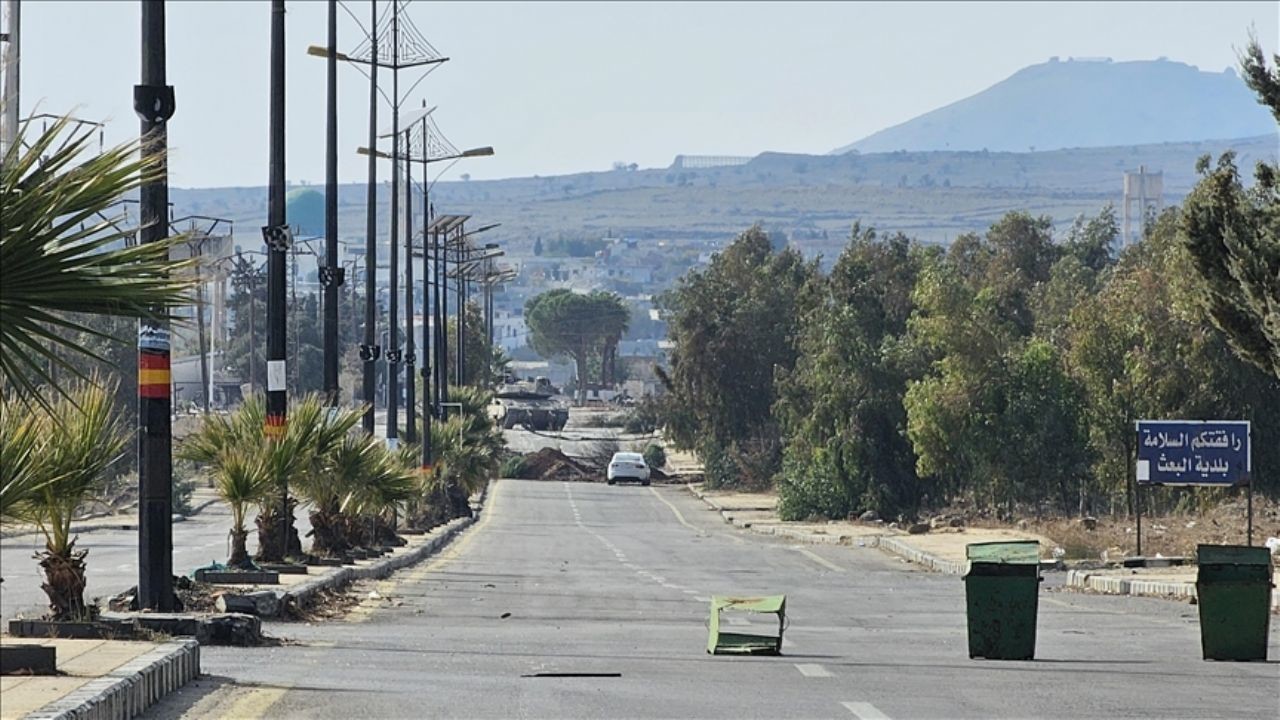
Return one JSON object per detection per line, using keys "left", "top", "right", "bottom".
{"left": 285, "top": 188, "right": 324, "bottom": 237}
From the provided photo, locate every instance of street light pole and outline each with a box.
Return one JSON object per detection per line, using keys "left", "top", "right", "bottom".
{"left": 385, "top": 1, "right": 401, "bottom": 445}
{"left": 403, "top": 123, "right": 416, "bottom": 443}
{"left": 360, "top": 0, "right": 379, "bottom": 434}
{"left": 322, "top": 0, "right": 341, "bottom": 406}
{"left": 263, "top": 0, "right": 291, "bottom": 561}
{"left": 135, "top": 0, "right": 176, "bottom": 612}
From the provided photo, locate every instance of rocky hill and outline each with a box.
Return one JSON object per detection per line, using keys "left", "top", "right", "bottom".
{"left": 832, "top": 58, "right": 1276, "bottom": 155}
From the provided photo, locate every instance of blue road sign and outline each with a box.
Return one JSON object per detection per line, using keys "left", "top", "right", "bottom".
{"left": 1136, "top": 420, "right": 1251, "bottom": 487}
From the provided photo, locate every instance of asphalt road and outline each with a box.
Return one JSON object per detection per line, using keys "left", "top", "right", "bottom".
{"left": 502, "top": 414, "right": 657, "bottom": 460}
{"left": 144, "top": 479, "right": 1278, "bottom": 719}
{"left": 0, "top": 500, "right": 312, "bottom": 621}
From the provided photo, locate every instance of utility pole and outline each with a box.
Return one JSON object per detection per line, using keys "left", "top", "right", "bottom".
{"left": 263, "top": 0, "right": 291, "bottom": 560}
{"left": 403, "top": 124, "right": 416, "bottom": 443}
{"left": 135, "top": 0, "right": 176, "bottom": 612}
{"left": 0, "top": 0, "right": 18, "bottom": 155}
{"left": 360, "top": 0, "right": 380, "bottom": 434}
{"left": 321, "top": 0, "right": 341, "bottom": 406}
{"left": 385, "top": 2, "right": 401, "bottom": 445}
{"left": 419, "top": 117, "right": 432, "bottom": 475}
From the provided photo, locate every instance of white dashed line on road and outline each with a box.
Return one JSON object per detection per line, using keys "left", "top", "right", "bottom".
{"left": 795, "top": 663, "right": 832, "bottom": 678}
{"left": 842, "top": 701, "right": 891, "bottom": 719}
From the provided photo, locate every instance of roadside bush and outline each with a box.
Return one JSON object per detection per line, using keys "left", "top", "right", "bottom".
{"left": 500, "top": 455, "right": 527, "bottom": 479}
{"left": 777, "top": 444, "right": 856, "bottom": 521}
{"left": 622, "top": 395, "right": 663, "bottom": 434}
{"left": 642, "top": 444, "right": 666, "bottom": 470}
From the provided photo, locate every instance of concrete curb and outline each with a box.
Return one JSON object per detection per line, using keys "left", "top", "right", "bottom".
{"left": 1065, "top": 569, "right": 1280, "bottom": 610}
{"left": 872, "top": 535, "right": 966, "bottom": 575}
{"left": 279, "top": 484, "right": 490, "bottom": 614}
{"left": 23, "top": 638, "right": 200, "bottom": 720}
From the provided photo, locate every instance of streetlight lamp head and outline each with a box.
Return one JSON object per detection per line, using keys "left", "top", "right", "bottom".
{"left": 461, "top": 147, "right": 495, "bottom": 158}
{"left": 306, "top": 45, "right": 348, "bottom": 61}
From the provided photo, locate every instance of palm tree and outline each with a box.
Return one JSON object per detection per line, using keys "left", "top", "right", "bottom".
{"left": 11, "top": 381, "right": 126, "bottom": 619}
{"left": 1, "top": 112, "right": 195, "bottom": 402}
{"left": 0, "top": 394, "right": 53, "bottom": 524}
{"left": 340, "top": 437, "right": 417, "bottom": 549}
{"left": 210, "top": 447, "right": 273, "bottom": 569}
{"left": 180, "top": 396, "right": 268, "bottom": 566}
{"left": 290, "top": 400, "right": 366, "bottom": 557}
{"left": 418, "top": 386, "right": 504, "bottom": 526}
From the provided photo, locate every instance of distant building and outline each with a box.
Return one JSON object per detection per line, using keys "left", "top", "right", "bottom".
{"left": 1122, "top": 166, "right": 1163, "bottom": 246}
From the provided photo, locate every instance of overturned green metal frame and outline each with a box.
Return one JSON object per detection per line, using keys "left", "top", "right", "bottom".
{"left": 707, "top": 594, "right": 786, "bottom": 655}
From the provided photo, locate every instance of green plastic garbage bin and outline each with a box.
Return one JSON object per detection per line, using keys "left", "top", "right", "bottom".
{"left": 963, "top": 541, "right": 1042, "bottom": 660}
{"left": 1195, "top": 544, "right": 1273, "bottom": 662}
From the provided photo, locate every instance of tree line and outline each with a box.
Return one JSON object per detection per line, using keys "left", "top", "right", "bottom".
{"left": 658, "top": 43, "right": 1280, "bottom": 521}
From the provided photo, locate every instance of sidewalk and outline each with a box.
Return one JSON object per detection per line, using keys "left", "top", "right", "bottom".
{"left": 0, "top": 485, "right": 488, "bottom": 719}
{"left": 1, "top": 636, "right": 199, "bottom": 720}
{"left": 0, "top": 487, "right": 221, "bottom": 540}
{"left": 688, "top": 483, "right": 1053, "bottom": 568}
{"left": 686, "top": 484, "right": 1280, "bottom": 610}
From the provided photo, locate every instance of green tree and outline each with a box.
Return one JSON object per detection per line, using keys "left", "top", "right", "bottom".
{"left": 447, "top": 301, "right": 510, "bottom": 387}
{"left": 1178, "top": 39, "right": 1279, "bottom": 380}
{"left": 658, "top": 226, "right": 816, "bottom": 487}
{"left": 903, "top": 212, "right": 1088, "bottom": 514}
{"left": 775, "top": 226, "right": 924, "bottom": 519}
{"left": 525, "top": 289, "right": 628, "bottom": 403}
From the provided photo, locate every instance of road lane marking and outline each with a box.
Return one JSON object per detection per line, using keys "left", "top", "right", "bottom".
{"left": 842, "top": 701, "right": 891, "bottom": 719}
{"left": 794, "top": 546, "right": 845, "bottom": 573}
{"left": 648, "top": 486, "right": 705, "bottom": 535}
{"left": 795, "top": 663, "right": 832, "bottom": 677}
{"left": 693, "top": 595, "right": 711, "bottom": 602}
{"left": 682, "top": 589, "right": 698, "bottom": 595}
{"left": 219, "top": 685, "right": 289, "bottom": 719}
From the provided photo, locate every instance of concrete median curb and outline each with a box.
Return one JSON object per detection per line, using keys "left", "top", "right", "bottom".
{"left": 23, "top": 638, "right": 200, "bottom": 720}
{"left": 279, "top": 484, "right": 490, "bottom": 615}
{"left": 280, "top": 515, "right": 475, "bottom": 612}
{"left": 1064, "top": 569, "right": 1280, "bottom": 610}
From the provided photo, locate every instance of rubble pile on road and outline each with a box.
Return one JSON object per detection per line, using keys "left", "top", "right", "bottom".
{"left": 518, "top": 448, "right": 598, "bottom": 481}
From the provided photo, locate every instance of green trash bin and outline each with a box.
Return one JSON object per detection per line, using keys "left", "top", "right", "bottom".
{"left": 1195, "top": 544, "right": 1273, "bottom": 662}
{"left": 963, "top": 541, "right": 1042, "bottom": 660}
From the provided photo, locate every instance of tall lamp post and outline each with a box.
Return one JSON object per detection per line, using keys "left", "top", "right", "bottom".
{"left": 321, "top": 0, "right": 341, "bottom": 406}
{"left": 308, "top": 1, "right": 446, "bottom": 439}
{"left": 135, "top": 0, "right": 177, "bottom": 612}
{"left": 262, "top": 0, "right": 293, "bottom": 562}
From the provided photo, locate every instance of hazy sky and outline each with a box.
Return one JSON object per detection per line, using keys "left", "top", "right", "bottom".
{"left": 11, "top": 1, "right": 1278, "bottom": 188}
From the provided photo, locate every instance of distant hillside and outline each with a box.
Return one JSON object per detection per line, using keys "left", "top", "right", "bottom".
{"left": 832, "top": 58, "right": 1276, "bottom": 155}
{"left": 170, "top": 134, "right": 1275, "bottom": 253}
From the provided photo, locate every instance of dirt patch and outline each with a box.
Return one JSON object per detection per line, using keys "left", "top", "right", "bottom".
{"left": 516, "top": 448, "right": 599, "bottom": 481}
{"left": 1018, "top": 495, "right": 1280, "bottom": 561}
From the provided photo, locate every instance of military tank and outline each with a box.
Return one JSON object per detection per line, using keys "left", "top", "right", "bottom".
{"left": 489, "top": 377, "right": 569, "bottom": 431}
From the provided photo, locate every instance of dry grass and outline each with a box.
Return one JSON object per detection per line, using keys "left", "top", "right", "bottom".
{"left": 1018, "top": 495, "right": 1280, "bottom": 561}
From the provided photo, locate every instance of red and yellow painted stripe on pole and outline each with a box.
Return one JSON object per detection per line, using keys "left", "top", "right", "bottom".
{"left": 264, "top": 413, "right": 287, "bottom": 439}
{"left": 138, "top": 350, "right": 171, "bottom": 398}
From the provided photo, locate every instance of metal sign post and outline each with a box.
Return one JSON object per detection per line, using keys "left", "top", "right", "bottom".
{"left": 1135, "top": 420, "right": 1252, "bottom": 550}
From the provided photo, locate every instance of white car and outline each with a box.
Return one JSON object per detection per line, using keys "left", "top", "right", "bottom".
{"left": 606, "top": 452, "right": 650, "bottom": 486}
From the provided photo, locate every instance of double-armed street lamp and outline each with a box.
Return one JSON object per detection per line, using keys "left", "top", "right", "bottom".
{"left": 358, "top": 117, "right": 492, "bottom": 443}
{"left": 308, "top": 1, "right": 447, "bottom": 444}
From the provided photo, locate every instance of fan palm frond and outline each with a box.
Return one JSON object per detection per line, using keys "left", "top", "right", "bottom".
{"left": 1, "top": 113, "right": 199, "bottom": 401}
{"left": 0, "top": 394, "right": 54, "bottom": 523}
{"left": 16, "top": 379, "right": 126, "bottom": 554}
